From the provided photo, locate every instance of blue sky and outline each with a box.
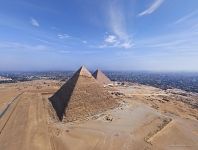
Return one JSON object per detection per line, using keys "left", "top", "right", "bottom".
{"left": 0, "top": 0, "right": 198, "bottom": 71}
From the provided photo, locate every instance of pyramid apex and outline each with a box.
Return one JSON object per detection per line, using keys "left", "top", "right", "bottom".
{"left": 92, "top": 69, "right": 112, "bottom": 85}
{"left": 93, "top": 69, "right": 103, "bottom": 75}
{"left": 96, "top": 69, "right": 102, "bottom": 73}
{"left": 80, "top": 65, "right": 87, "bottom": 69}
{"left": 95, "top": 69, "right": 99, "bottom": 71}
{"left": 76, "top": 65, "right": 92, "bottom": 77}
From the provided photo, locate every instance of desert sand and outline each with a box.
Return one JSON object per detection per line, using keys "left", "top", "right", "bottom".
{"left": 0, "top": 79, "right": 197, "bottom": 150}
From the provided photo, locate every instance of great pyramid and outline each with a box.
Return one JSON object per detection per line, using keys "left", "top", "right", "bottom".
{"left": 49, "top": 66, "right": 118, "bottom": 122}
{"left": 92, "top": 69, "right": 112, "bottom": 85}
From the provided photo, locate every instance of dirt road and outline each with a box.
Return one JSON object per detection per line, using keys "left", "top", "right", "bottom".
{"left": 0, "top": 92, "right": 51, "bottom": 150}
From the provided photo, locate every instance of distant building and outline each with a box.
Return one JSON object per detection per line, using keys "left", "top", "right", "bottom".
{"left": 0, "top": 76, "right": 12, "bottom": 81}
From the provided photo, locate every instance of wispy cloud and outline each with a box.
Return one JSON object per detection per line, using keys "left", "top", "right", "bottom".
{"left": 134, "top": 30, "right": 198, "bottom": 56}
{"left": 100, "top": 2, "right": 133, "bottom": 49}
{"left": 0, "top": 41, "right": 71, "bottom": 54}
{"left": 138, "top": 0, "right": 164, "bottom": 17}
{"left": 30, "top": 18, "right": 39, "bottom": 27}
{"left": 57, "top": 33, "right": 71, "bottom": 39}
{"left": 173, "top": 10, "right": 198, "bottom": 25}
{"left": 82, "top": 40, "right": 87, "bottom": 44}
{"left": 0, "top": 41, "right": 47, "bottom": 51}
{"left": 105, "top": 35, "right": 117, "bottom": 43}
{"left": 57, "top": 34, "right": 88, "bottom": 46}
{"left": 100, "top": 34, "right": 133, "bottom": 49}
{"left": 114, "top": 29, "right": 198, "bottom": 71}
{"left": 35, "top": 38, "right": 51, "bottom": 44}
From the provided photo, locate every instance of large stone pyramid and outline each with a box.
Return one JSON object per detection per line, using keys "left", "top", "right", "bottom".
{"left": 49, "top": 66, "right": 118, "bottom": 122}
{"left": 92, "top": 69, "right": 112, "bottom": 85}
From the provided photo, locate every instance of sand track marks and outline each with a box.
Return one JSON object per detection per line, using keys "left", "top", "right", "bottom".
{"left": 145, "top": 118, "right": 172, "bottom": 144}
{"left": 0, "top": 92, "right": 24, "bottom": 134}
{"left": 0, "top": 92, "right": 51, "bottom": 150}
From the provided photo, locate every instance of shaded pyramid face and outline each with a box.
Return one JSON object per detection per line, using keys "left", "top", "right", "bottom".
{"left": 49, "top": 66, "right": 118, "bottom": 122}
{"left": 92, "top": 69, "right": 112, "bottom": 85}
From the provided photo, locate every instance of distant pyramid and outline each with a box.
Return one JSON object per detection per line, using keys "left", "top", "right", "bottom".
{"left": 92, "top": 69, "right": 112, "bottom": 85}
{"left": 49, "top": 66, "right": 118, "bottom": 122}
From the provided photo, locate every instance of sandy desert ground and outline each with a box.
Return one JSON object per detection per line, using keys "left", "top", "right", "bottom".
{"left": 0, "top": 80, "right": 197, "bottom": 150}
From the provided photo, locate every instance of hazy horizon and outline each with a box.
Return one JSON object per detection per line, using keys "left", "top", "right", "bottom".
{"left": 0, "top": 0, "right": 198, "bottom": 71}
{"left": 1, "top": 68, "right": 198, "bottom": 73}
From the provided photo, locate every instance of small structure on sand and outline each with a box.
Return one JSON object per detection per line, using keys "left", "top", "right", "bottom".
{"left": 49, "top": 66, "right": 118, "bottom": 122}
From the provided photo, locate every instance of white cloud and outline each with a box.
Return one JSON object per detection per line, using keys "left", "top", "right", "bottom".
{"left": 105, "top": 35, "right": 117, "bottom": 43}
{"left": 82, "top": 40, "right": 87, "bottom": 44}
{"left": 120, "top": 41, "right": 133, "bottom": 49}
{"left": 30, "top": 18, "right": 39, "bottom": 27}
{"left": 138, "top": 0, "right": 164, "bottom": 17}
{"left": 57, "top": 34, "right": 70, "bottom": 39}
{"left": 101, "top": 34, "right": 133, "bottom": 49}
{"left": 101, "top": 2, "right": 133, "bottom": 49}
